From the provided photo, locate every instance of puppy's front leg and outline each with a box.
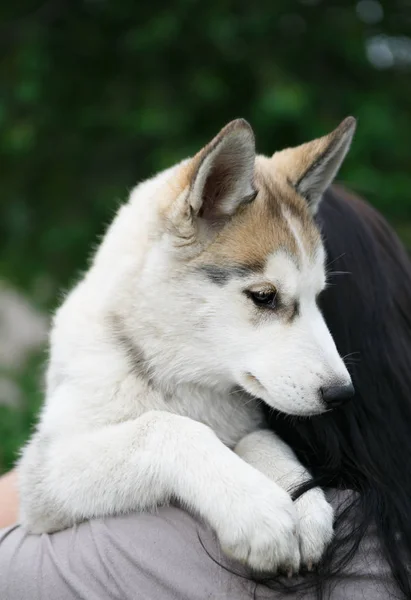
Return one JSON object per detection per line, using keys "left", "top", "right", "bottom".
{"left": 20, "top": 411, "right": 300, "bottom": 573}
{"left": 235, "top": 430, "right": 334, "bottom": 569}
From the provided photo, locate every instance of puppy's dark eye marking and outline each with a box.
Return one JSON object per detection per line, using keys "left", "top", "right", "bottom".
{"left": 199, "top": 266, "right": 230, "bottom": 285}
{"left": 198, "top": 265, "right": 256, "bottom": 286}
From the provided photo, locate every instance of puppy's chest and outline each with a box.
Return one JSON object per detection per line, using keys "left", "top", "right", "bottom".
{"left": 165, "top": 386, "right": 265, "bottom": 448}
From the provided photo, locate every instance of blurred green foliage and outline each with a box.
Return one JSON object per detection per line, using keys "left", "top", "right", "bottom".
{"left": 1, "top": 0, "right": 411, "bottom": 472}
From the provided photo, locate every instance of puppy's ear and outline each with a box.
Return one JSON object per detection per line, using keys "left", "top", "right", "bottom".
{"left": 272, "top": 117, "right": 356, "bottom": 214}
{"left": 189, "top": 119, "right": 256, "bottom": 223}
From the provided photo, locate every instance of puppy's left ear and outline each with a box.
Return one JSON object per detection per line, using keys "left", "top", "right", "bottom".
{"left": 273, "top": 117, "right": 356, "bottom": 214}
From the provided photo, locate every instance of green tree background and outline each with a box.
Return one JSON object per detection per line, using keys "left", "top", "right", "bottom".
{"left": 1, "top": 0, "right": 411, "bottom": 471}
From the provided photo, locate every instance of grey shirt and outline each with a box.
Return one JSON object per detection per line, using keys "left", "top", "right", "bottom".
{"left": 0, "top": 497, "right": 397, "bottom": 600}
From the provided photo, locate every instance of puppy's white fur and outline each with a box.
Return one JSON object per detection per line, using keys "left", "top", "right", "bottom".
{"left": 18, "top": 118, "right": 355, "bottom": 573}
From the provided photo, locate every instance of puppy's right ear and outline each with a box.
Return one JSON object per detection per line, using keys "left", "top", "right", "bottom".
{"left": 165, "top": 120, "right": 256, "bottom": 244}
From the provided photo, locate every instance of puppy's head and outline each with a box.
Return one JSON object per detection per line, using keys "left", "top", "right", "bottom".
{"left": 135, "top": 118, "right": 356, "bottom": 416}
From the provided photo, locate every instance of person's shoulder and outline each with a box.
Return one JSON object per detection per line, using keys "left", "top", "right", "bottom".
{"left": 0, "top": 508, "right": 255, "bottom": 600}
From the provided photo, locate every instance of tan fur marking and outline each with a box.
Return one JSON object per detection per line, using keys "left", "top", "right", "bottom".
{"left": 158, "top": 119, "right": 354, "bottom": 267}
{"left": 195, "top": 156, "right": 321, "bottom": 270}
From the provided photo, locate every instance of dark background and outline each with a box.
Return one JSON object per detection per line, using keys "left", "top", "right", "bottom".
{"left": 1, "top": 0, "right": 411, "bottom": 471}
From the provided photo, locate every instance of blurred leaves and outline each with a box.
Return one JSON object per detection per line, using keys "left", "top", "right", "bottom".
{"left": 1, "top": 2, "right": 410, "bottom": 310}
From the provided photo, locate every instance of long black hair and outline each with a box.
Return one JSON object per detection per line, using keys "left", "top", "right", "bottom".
{"left": 263, "top": 185, "right": 411, "bottom": 598}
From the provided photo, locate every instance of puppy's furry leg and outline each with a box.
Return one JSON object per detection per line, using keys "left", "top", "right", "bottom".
{"left": 235, "top": 430, "right": 334, "bottom": 569}
{"left": 19, "top": 411, "right": 300, "bottom": 573}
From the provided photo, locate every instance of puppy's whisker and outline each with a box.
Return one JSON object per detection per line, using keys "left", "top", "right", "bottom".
{"left": 327, "top": 270, "right": 352, "bottom": 277}
{"left": 326, "top": 253, "right": 346, "bottom": 269}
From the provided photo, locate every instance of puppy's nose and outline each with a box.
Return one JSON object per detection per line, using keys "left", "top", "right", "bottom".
{"left": 321, "top": 383, "right": 355, "bottom": 408}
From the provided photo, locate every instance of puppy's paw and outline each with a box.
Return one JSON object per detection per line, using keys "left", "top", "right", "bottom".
{"left": 295, "top": 488, "right": 334, "bottom": 569}
{"left": 213, "top": 475, "right": 301, "bottom": 573}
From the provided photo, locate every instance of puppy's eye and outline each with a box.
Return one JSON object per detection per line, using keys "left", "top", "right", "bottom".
{"left": 247, "top": 289, "right": 277, "bottom": 308}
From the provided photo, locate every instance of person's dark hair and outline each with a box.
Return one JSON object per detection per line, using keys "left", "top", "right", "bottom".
{"left": 263, "top": 186, "right": 411, "bottom": 598}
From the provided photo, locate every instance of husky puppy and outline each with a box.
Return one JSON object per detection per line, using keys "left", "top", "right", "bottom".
{"left": 18, "top": 118, "right": 355, "bottom": 574}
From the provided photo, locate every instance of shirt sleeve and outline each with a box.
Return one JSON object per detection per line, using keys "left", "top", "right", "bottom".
{"left": 0, "top": 499, "right": 396, "bottom": 600}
